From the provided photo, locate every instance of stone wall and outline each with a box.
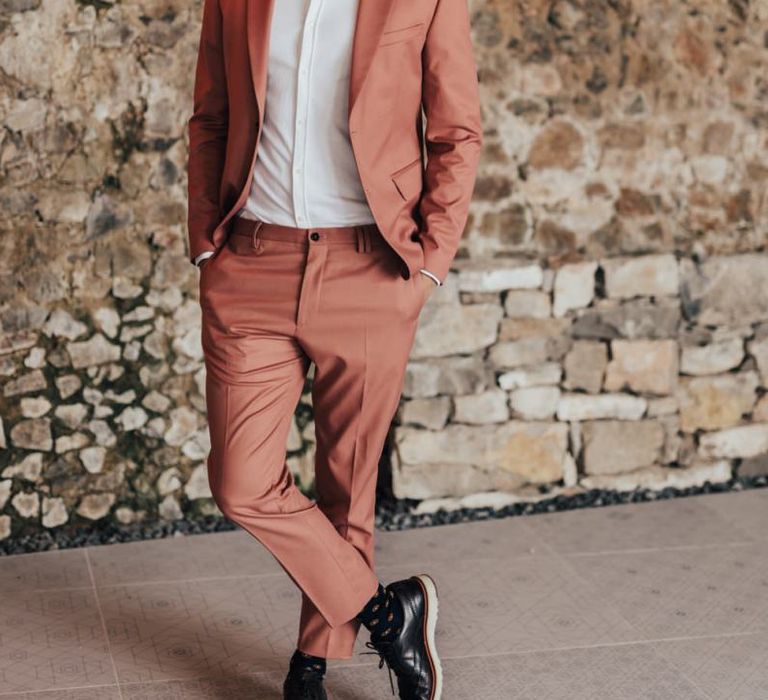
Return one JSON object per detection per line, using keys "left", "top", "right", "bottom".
{"left": 393, "top": 253, "right": 768, "bottom": 511}
{"left": 0, "top": 0, "right": 766, "bottom": 540}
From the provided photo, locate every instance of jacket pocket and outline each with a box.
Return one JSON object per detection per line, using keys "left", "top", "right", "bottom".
{"left": 391, "top": 157, "right": 424, "bottom": 201}
{"left": 379, "top": 22, "right": 425, "bottom": 47}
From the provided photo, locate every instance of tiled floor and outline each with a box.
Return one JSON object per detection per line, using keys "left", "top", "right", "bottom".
{"left": 0, "top": 488, "right": 766, "bottom": 699}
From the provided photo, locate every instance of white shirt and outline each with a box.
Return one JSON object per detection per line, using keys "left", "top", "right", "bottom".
{"left": 196, "top": 0, "right": 440, "bottom": 286}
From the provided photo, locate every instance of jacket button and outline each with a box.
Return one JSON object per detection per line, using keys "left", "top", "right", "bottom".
{"left": 310, "top": 232, "right": 320, "bottom": 241}
{"left": 410, "top": 232, "right": 420, "bottom": 242}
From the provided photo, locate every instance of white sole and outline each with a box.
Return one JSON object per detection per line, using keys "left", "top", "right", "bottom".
{"left": 414, "top": 573, "right": 442, "bottom": 700}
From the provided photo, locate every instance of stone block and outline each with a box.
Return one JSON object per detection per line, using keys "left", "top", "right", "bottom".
{"left": 399, "top": 396, "right": 452, "bottom": 430}
{"left": 402, "top": 362, "right": 441, "bottom": 399}
{"left": 647, "top": 396, "right": 679, "bottom": 417}
{"left": 509, "top": 386, "right": 561, "bottom": 420}
{"left": 55, "top": 403, "right": 89, "bottom": 430}
{"left": 680, "top": 338, "right": 744, "bottom": 376}
{"left": 698, "top": 423, "right": 768, "bottom": 459}
{"left": 489, "top": 335, "right": 570, "bottom": 369}
{"left": 498, "top": 317, "right": 570, "bottom": 341}
{"left": 504, "top": 290, "right": 551, "bottom": 319}
{"left": 55, "top": 374, "right": 82, "bottom": 400}
{"left": 92, "top": 307, "right": 121, "bottom": 338}
{"left": 185, "top": 463, "right": 213, "bottom": 500}
{"left": 42, "top": 496, "right": 68, "bottom": 528}
{"left": 76, "top": 493, "right": 116, "bottom": 520}
{"left": 395, "top": 421, "right": 568, "bottom": 484}
{"left": 4, "top": 370, "right": 47, "bottom": 397}
{"left": 490, "top": 337, "right": 548, "bottom": 369}
{"left": 2, "top": 453, "right": 43, "bottom": 481}
{"left": 55, "top": 432, "right": 89, "bottom": 453}
{"left": 453, "top": 390, "right": 509, "bottom": 424}
{"left": 456, "top": 260, "right": 543, "bottom": 292}
{"left": 12, "top": 492, "right": 39, "bottom": 518}
{"left": 433, "top": 355, "right": 491, "bottom": 395}
{"left": 67, "top": 334, "right": 121, "bottom": 369}
{"left": 571, "top": 299, "right": 681, "bottom": 340}
{"left": 582, "top": 420, "right": 665, "bottom": 475}
{"left": 748, "top": 336, "right": 768, "bottom": 384}
{"left": 21, "top": 397, "right": 51, "bottom": 418}
{"left": 10, "top": 418, "right": 52, "bottom": 451}
{"left": 754, "top": 395, "right": 768, "bottom": 422}
{"left": 553, "top": 261, "right": 597, "bottom": 317}
{"left": 556, "top": 393, "right": 647, "bottom": 421}
{"left": 498, "top": 363, "right": 562, "bottom": 390}
{"left": 677, "top": 372, "right": 758, "bottom": 432}
{"left": 80, "top": 446, "right": 107, "bottom": 474}
{"left": 42, "top": 308, "right": 87, "bottom": 340}
{"left": 604, "top": 339, "right": 679, "bottom": 395}
{"left": 680, "top": 255, "right": 768, "bottom": 326}
{"left": 602, "top": 254, "right": 679, "bottom": 299}
{"left": 392, "top": 461, "right": 497, "bottom": 500}
{"left": 0, "top": 330, "right": 38, "bottom": 356}
{"left": 563, "top": 340, "right": 607, "bottom": 393}
{"left": 580, "top": 461, "right": 732, "bottom": 491}
{"left": 412, "top": 303, "right": 502, "bottom": 359}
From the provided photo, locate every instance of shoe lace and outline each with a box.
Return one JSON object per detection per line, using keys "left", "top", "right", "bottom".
{"left": 360, "top": 636, "right": 400, "bottom": 696}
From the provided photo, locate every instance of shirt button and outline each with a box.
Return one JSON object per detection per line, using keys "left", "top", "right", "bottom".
{"left": 310, "top": 232, "right": 320, "bottom": 241}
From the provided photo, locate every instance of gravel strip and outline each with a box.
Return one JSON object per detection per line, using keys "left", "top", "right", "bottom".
{"left": 1, "top": 475, "right": 765, "bottom": 556}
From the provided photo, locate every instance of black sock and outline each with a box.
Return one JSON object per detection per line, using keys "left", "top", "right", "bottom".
{"left": 356, "top": 583, "right": 404, "bottom": 644}
{"left": 289, "top": 649, "right": 326, "bottom": 677}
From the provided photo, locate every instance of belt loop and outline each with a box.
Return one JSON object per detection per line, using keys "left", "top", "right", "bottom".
{"left": 355, "top": 226, "right": 363, "bottom": 253}
{"left": 252, "top": 220, "right": 264, "bottom": 254}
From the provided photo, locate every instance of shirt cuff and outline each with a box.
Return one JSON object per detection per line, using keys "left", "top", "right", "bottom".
{"left": 194, "top": 251, "right": 215, "bottom": 267}
{"left": 418, "top": 268, "right": 442, "bottom": 286}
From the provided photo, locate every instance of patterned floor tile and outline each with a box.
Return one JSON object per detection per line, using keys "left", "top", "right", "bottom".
{"left": 120, "top": 674, "right": 282, "bottom": 699}
{"left": 112, "top": 644, "right": 710, "bottom": 700}
{"left": 692, "top": 488, "right": 768, "bottom": 541}
{"left": 0, "top": 687, "right": 121, "bottom": 699}
{"left": 88, "top": 530, "right": 281, "bottom": 587}
{"left": 0, "top": 588, "right": 115, "bottom": 694}
{"left": 433, "top": 644, "right": 706, "bottom": 700}
{"left": 375, "top": 516, "right": 549, "bottom": 568}
{"left": 98, "top": 574, "right": 303, "bottom": 683}
{"left": 563, "top": 544, "right": 768, "bottom": 639}
{"left": 523, "top": 497, "right": 754, "bottom": 554}
{"left": 376, "top": 555, "right": 640, "bottom": 658}
{"left": 0, "top": 550, "right": 91, "bottom": 594}
{"left": 652, "top": 632, "right": 768, "bottom": 699}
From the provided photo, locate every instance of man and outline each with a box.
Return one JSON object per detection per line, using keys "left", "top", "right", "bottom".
{"left": 187, "top": 1, "right": 481, "bottom": 698}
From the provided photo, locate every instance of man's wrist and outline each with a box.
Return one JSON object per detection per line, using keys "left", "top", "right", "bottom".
{"left": 194, "top": 251, "right": 216, "bottom": 267}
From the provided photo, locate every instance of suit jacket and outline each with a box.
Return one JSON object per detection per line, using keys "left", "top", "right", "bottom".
{"left": 187, "top": 0, "right": 483, "bottom": 282}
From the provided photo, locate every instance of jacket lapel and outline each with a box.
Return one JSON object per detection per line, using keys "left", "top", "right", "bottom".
{"left": 349, "top": 0, "right": 396, "bottom": 117}
{"left": 246, "top": 0, "right": 276, "bottom": 128}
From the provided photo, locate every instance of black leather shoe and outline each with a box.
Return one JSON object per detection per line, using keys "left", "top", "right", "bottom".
{"left": 282, "top": 664, "right": 327, "bottom": 700}
{"left": 365, "top": 574, "right": 442, "bottom": 700}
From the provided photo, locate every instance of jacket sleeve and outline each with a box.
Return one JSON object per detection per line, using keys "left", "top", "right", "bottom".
{"left": 187, "top": 0, "right": 228, "bottom": 263}
{"left": 418, "top": 0, "right": 483, "bottom": 283}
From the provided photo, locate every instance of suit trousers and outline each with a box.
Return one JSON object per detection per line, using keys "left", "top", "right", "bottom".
{"left": 199, "top": 216, "right": 424, "bottom": 659}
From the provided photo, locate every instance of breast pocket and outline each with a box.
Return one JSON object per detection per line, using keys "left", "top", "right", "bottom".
{"left": 379, "top": 22, "right": 425, "bottom": 47}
